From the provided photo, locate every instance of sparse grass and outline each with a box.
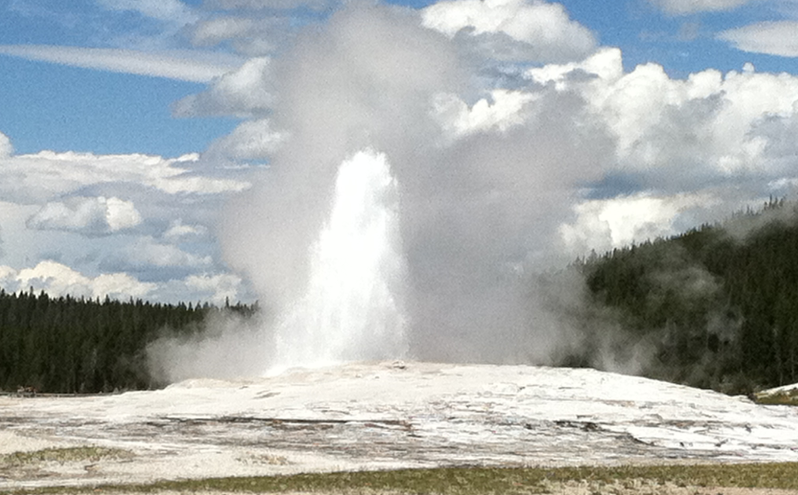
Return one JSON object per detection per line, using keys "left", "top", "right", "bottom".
{"left": 0, "top": 447, "right": 132, "bottom": 468}
{"left": 4, "top": 462, "right": 798, "bottom": 494}
{"left": 755, "top": 388, "right": 798, "bottom": 406}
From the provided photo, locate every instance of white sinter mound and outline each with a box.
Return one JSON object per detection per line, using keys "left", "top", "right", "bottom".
{"left": 2, "top": 361, "right": 798, "bottom": 490}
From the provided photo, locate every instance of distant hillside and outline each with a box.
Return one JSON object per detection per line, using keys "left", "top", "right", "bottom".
{"left": 0, "top": 292, "right": 257, "bottom": 393}
{"left": 573, "top": 198, "right": 798, "bottom": 394}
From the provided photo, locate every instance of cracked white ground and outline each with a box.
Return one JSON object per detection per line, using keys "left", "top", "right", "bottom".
{"left": 2, "top": 361, "right": 798, "bottom": 491}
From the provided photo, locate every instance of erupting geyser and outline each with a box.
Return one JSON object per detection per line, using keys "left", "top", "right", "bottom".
{"left": 272, "top": 149, "right": 408, "bottom": 370}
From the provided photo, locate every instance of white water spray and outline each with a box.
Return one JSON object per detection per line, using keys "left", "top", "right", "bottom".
{"left": 271, "top": 149, "right": 408, "bottom": 370}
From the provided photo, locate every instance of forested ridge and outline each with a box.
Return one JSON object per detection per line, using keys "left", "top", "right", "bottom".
{"left": 0, "top": 292, "right": 256, "bottom": 393}
{"left": 577, "top": 198, "right": 798, "bottom": 394}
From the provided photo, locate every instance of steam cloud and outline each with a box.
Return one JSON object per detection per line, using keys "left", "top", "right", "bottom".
{"left": 148, "top": 0, "right": 798, "bottom": 380}
{"left": 209, "top": 2, "right": 609, "bottom": 373}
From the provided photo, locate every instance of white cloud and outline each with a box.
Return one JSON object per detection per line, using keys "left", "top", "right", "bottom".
{"left": 559, "top": 193, "right": 718, "bottom": 255}
{"left": 97, "top": 0, "right": 199, "bottom": 25}
{"left": 26, "top": 196, "right": 142, "bottom": 235}
{"left": 124, "top": 237, "right": 212, "bottom": 269}
{"left": 164, "top": 219, "right": 209, "bottom": 241}
{"left": 421, "top": 0, "right": 596, "bottom": 62}
{"left": 191, "top": 16, "right": 257, "bottom": 46}
{"left": 514, "top": 47, "right": 798, "bottom": 255}
{"left": 749, "top": 104, "right": 798, "bottom": 187}
{"left": 431, "top": 89, "right": 539, "bottom": 140}
{"left": 0, "top": 151, "right": 250, "bottom": 203}
{"left": 3, "top": 260, "right": 156, "bottom": 300}
{"left": 527, "top": 48, "right": 798, "bottom": 187}
{"left": 185, "top": 273, "right": 245, "bottom": 305}
{"left": 189, "top": 16, "right": 294, "bottom": 56}
{"left": 90, "top": 272, "right": 157, "bottom": 300}
{"left": 207, "top": 118, "right": 288, "bottom": 159}
{"left": 0, "top": 132, "right": 12, "bottom": 159}
{"left": 0, "top": 266, "right": 16, "bottom": 287}
{"left": 0, "top": 45, "right": 242, "bottom": 83}
{"left": 97, "top": 0, "right": 202, "bottom": 51}
{"left": 173, "top": 57, "right": 273, "bottom": 117}
{"left": 206, "top": 0, "right": 334, "bottom": 11}
{"left": 0, "top": 140, "right": 250, "bottom": 303}
{"left": 0, "top": 259, "right": 250, "bottom": 304}
{"left": 152, "top": 173, "right": 252, "bottom": 195}
{"left": 649, "top": 0, "right": 754, "bottom": 15}
{"left": 527, "top": 47, "right": 625, "bottom": 88}
{"left": 105, "top": 197, "right": 143, "bottom": 231}
{"left": 718, "top": 21, "right": 798, "bottom": 57}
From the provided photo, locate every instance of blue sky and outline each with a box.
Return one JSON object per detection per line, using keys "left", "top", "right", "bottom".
{"left": 2, "top": 0, "right": 797, "bottom": 156}
{"left": 1, "top": 0, "right": 798, "bottom": 305}
{"left": 0, "top": 0, "right": 237, "bottom": 156}
{"left": 0, "top": 57, "right": 238, "bottom": 155}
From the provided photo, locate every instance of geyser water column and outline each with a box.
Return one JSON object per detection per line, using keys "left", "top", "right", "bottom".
{"left": 272, "top": 149, "right": 408, "bottom": 370}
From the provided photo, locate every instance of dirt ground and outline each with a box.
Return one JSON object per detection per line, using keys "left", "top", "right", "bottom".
{"left": 61, "top": 485, "right": 798, "bottom": 495}
{"left": 540, "top": 481, "right": 798, "bottom": 495}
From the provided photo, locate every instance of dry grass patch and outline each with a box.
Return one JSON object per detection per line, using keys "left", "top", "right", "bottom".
{"left": 3, "top": 462, "right": 798, "bottom": 494}
{"left": 0, "top": 446, "right": 134, "bottom": 486}
{"left": 0, "top": 447, "right": 132, "bottom": 468}
{"left": 755, "top": 389, "right": 798, "bottom": 406}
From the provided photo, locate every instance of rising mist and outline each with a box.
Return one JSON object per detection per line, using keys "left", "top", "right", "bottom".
{"left": 148, "top": 2, "right": 626, "bottom": 379}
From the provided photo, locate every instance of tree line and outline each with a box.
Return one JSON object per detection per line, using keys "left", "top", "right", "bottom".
{"left": 575, "top": 198, "right": 798, "bottom": 394}
{"left": 0, "top": 291, "right": 256, "bottom": 393}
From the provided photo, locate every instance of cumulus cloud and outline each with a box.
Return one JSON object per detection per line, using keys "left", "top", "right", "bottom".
{"left": 0, "top": 151, "right": 250, "bottom": 203}
{"left": 0, "top": 143, "right": 251, "bottom": 304}
{"left": 163, "top": 219, "right": 209, "bottom": 241}
{"left": 528, "top": 47, "right": 798, "bottom": 192}
{"left": 206, "top": 118, "right": 288, "bottom": 160}
{"left": 421, "top": 0, "right": 596, "bottom": 62}
{"left": 514, "top": 46, "right": 798, "bottom": 255}
{"left": 649, "top": 0, "right": 755, "bottom": 15}
{"left": 173, "top": 57, "right": 273, "bottom": 117}
{"left": 27, "top": 196, "right": 143, "bottom": 235}
{"left": 526, "top": 47, "right": 624, "bottom": 86}
{"left": 559, "top": 193, "right": 719, "bottom": 255}
{"left": 1, "top": 260, "right": 156, "bottom": 300}
{"left": 0, "top": 260, "right": 247, "bottom": 304}
{"left": 718, "top": 21, "right": 798, "bottom": 57}
{"left": 147, "top": 272, "right": 249, "bottom": 304}
{"left": 431, "top": 89, "right": 539, "bottom": 140}
{"left": 185, "top": 273, "right": 245, "bottom": 305}
{"left": 114, "top": 236, "right": 212, "bottom": 270}
{"left": 0, "top": 45, "right": 242, "bottom": 83}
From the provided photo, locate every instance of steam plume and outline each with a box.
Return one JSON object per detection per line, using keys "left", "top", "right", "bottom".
{"left": 272, "top": 149, "right": 407, "bottom": 368}
{"left": 213, "top": 2, "right": 612, "bottom": 373}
